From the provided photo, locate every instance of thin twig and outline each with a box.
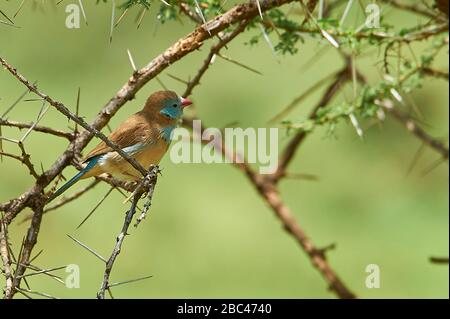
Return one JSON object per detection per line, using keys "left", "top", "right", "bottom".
{"left": 11, "top": 261, "right": 65, "bottom": 285}
{"left": 0, "top": 118, "right": 75, "bottom": 140}
{"left": 66, "top": 234, "right": 107, "bottom": 263}
{"left": 107, "top": 274, "right": 153, "bottom": 288}
{"left": 8, "top": 206, "right": 44, "bottom": 299}
{"left": 377, "top": 99, "right": 449, "bottom": 160}
{"left": 14, "top": 265, "right": 67, "bottom": 279}
{"left": 77, "top": 186, "right": 115, "bottom": 229}
{"left": 183, "top": 20, "right": 250, "bottom": 97}
{"left": 273, "top": 66, "right": 352, "bottom": 181}
{"left": 429, "top": 256, "right": 449, "bottom": 264}
{"left": 97, "top": 166, "right": 159, "bottom": 299}
{"left": 42, "top": 180, "right": 100, "bottom": 214}
{"left": 0, "top": 217, "right": 13, "bottom": 299}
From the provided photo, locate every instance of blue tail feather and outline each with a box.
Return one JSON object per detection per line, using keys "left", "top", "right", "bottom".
{"left": 47, "top": 156, "right": 100, "bottom": 203}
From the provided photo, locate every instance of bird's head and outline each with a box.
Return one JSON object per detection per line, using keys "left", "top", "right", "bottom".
{"left": 143, "top": 90, "right": 192, "bottom": 121}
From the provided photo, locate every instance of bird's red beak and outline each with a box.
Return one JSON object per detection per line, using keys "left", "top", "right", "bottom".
{"left": 181, "top": 97, "right": 192, "bottom": 107}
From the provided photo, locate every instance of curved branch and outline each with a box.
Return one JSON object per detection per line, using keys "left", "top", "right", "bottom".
{"left": 181, "top": 118, "right": 356, "bottom": 299}
{"left": 0, "top": 119, "right": 75, "bottom": 140}
{"left": 378, "top": 99, "right": 449, "bottom": 160}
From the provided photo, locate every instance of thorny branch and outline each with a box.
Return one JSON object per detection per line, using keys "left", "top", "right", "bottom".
{"left": 0, "top": 217, "right": 13, "bottom": 298}
{"left": 0, "top": 118, "right": 75, "bottom": 141}
{"left": 0, "top": 0, "right": 448, "bottom": 299}
{"left": 380, "top": 0, "right": 446, "bottom": 20}
{"left": 183, "top": 20, "right": 251, "bottom": 97}
{"left": 8, "top": 206, "right": 44, "bottom": 299}
{"left": 97, "top": 166, "right": 159, "bottom": 299}
{"left": 273, "top": 66, "right": 354, "bottom": 182}
{"left": 353, "top": 68, "right": 449, "bottom": 161}
{"left": 378, "top": 99, "right": 449, "bottom": 160}
{"left": 181, "top": 56, "right": 359, "bottom": 298}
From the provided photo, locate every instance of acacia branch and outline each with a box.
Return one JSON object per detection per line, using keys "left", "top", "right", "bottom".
{"left": 246, "top": 175, "right": 356, "bottom": 298}
{"left": 182, "top": 113, "right": 355, "bottom": 299}
{"left": 97, "top": 166, "right": 159, "bottom": 299}
{"left": 265, "top": 19, "right": 448, "bottom": 43}
{"left": 0, "top": 218, "right": 13, "bottom": 299}
{"left": 272, "top": 65, "right": 353, "bottom": 182}
{"left": 178, "top": 1, "right": 203, "bottom": 24}
{"left": 0, "top": 141, "right": 40, "bottom": 180}
{"left": 0, "top": 119, "right": 75, "bottom": 140}
{"left": 380, "top": 0, "right": 445, "bottom": 20}
{"left": 183, "top": 20, "right": 250, "bottom": 97}
{"left": 354, "top": 68, "right": 449, "bottom": 160}
{"left": 377, "top": 99, "right": 449, "bottom": 160}
{"left": 430, "top": 256, "right": 449, "bottom": 264}
{"left": 421, "top": 67, "right": 449, "bottom": 80}
{"left": 7, "top": 206, "right": 43, "bottom": 299}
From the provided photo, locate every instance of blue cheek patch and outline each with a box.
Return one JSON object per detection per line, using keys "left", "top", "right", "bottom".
{"left": 160, "top": 106, "right": 182, "bottom": 119}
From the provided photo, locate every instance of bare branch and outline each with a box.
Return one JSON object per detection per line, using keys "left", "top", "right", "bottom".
{"left": 0, "top": 141, "right": 40, "bottom": 180}
{"left": 66, "top": 234, "right": 107, "bottom": 263}
{"left": 430, "top": 256, "right": 449, "bottom": 264}
{"left": 11, "top": 261, "right": 65, "bottom": 285}
{"left": 380, "top": 0, "right": 445, "bottom": 20}
{"left": 178, "top": 1, "right": 203, "bottom": 24}
{"left": 7, "top": 206, "right": 44, "bottom": 299}
{"left": 246, "top": 177, "right": 356, "bottom": 298}
{"left": 183, "top": 20, "right": 250, "bottom": 97}
{"left": 421, "top": 67, "right": 449, "bottom": 80}
{"left": 15, "top": 287, "right": 58, "bottom": 299}
{"left": 107, "top": 274, "right": 153, "bottom": 288}
{"left": 273, "top": 66, "right": 352, "bottom": 181}
{"left": 97, "top": 166, "right": 159, "bottom": 299}
{"left": 181, "top": 118, "right": 356, "bottom": 299}
{"left": 377, "top": 99, "right": 449, "bottom": 160}
{"left": 0, "top": 118, "right": 75, "bottom": 140}
{"left": 14, "top": 265, "right": 67, "bottom": 280}
{"left": 0, "top": 217, "right": 13, "bottom": 299}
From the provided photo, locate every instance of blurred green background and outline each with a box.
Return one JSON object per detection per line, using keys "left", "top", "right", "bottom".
{"left": 0, "top": 1, "right": 448, "bottom": 298}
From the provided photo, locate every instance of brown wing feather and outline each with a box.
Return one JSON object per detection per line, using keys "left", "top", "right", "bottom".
{"left": 83, "top": 112, "right": 154, "bottom": 162}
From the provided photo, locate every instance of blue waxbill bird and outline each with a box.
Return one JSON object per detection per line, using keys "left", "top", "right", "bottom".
{"left": 47, "top": 90, "right": 192, "bottom": 203}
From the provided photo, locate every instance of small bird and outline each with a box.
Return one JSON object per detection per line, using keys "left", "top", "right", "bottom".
{"left": 48, "top": 90, "right": 192, "bottom": 203}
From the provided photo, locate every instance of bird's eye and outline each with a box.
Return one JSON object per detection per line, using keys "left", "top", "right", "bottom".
{"left": 172, "top": 103, "right": 178, "bottom": 108}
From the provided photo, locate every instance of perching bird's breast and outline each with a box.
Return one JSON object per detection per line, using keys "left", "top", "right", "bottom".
{"left": 134, "top": 140, "right": 169, "bottom": 169}
{"left": 97, "top": 139, "right": 169, "bottom": 181}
